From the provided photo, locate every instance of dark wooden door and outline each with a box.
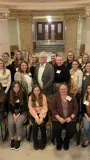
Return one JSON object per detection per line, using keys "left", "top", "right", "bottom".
{"left": 55, "top": 22, "right": 63, "bottom": 40}
{"left": 37, "top": 22, "right": 45, "bottom": 40}
{"left": 37, "top": 22, "right": 63, "bottom": 40}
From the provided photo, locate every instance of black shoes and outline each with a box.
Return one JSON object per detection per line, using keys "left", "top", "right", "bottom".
{"left": 64, "top": 139, "right": 69, "bottom": 150}
{"left": 10, "top": 140, "right": 21, "bottom": 150}
{"left": 56, "top": 143, "right": 62, "bottom": 151}
{"left": 15, "top": 140, "right": 21, "bottom": 150}
{"left": 82, "top": 140, "right": 89, "bottom": 148}
{"left": 34, "top": 142, "right": 39, "bottom": 150}
{"left": 39, "top": 142, "right": 46, "bottom": 150}
{"left": 56, "top": 139, "right": 63, "bottom": 151}
{"left": 10, "top": 139, "right": 15, "bottom": 149}
{"left": 34, "top": 140, "right": 46, "bottom": 150}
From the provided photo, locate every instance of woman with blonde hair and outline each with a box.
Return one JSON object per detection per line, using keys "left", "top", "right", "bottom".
{"left": 11, "top": 50, "right": 23, "bottom": 81}
{"left": 2, "top": 52, "right": 12, "bottom": 71}
{"left": 0, "top": 59, "right": 11, "bottom": 94}
{"left": 29, "top": 54, "right": 38, "bottom": 79}
{"left": 80, "top": 53, "right": 89, "bottom": 73}
{"left": 69, "top": 60, "right": 83, "bottom": 113}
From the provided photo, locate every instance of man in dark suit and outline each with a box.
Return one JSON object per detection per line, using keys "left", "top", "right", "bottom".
{"left": 34, "top": 51, "right": 54, "bottom": 96}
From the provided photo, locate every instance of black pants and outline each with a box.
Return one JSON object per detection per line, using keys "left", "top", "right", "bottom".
{"left": 3, "top": 87, "right": 9, "bottom": 113}
{"left": 31, "top": 114, "right": 48, "bottom": 145}
{"left": 52, "top": 121, "right": 76, "bottom": 145}
{"left": 76, "top": 93, "right": 81, "bottom": 115}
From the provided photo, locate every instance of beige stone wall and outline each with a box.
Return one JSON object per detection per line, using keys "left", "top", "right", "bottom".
{"left": 64, "top": 17, "right": 78, "bottom": 58}
{"left": 85, "top": 17, "right": 90, "bottom": 55}
{"left": 0, "top": 19, "right": 10, "bottom": 57}
{"left": 8, "top": 19, "right": 19, "bottom": 46}
{"left": 76, "top": 17, "right": 86, "bottom": 57}
{"left": 19, "top": 17, "right": 33, "bottom": 54}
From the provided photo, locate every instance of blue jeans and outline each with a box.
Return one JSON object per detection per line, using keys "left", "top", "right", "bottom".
{"left": 83, "top": 115, "right": 90, "bottom": 141}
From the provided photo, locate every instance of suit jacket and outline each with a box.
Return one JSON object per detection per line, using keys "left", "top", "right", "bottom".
{"left": 34, "top": 62, "right": 54, "bottom": 96}
{"left": 52, "top": 92, "right": 78, "bottom": 121}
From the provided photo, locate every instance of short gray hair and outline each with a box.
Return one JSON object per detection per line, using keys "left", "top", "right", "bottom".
{"left": 39, "top": 51, "right": 48, "bottom": 59}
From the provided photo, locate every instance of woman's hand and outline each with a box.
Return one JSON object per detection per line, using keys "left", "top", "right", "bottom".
{"left": 71, "top": 114, "right": 75, "bottom": 119}
{"left": 59, "top": 117, "right": 65, "bottom": 124}
{"left": 16, "top": 114, "right": 20, "bottom": 119}
{"left": 65, "top": 117, "right": 72, "bottom": 123}
{"left": 39, "top": 117, "right": 43, "bottom": 124}
{"left": 13, "top": 114, "right": 20, "bottom": 124}
{"left": 13, "top": 114, "right": 17, "bottom": 124}
{"left": 84, "top": 113, "right": 90, "bottom": 122}
{"left": 35, "top": 117, "right": 40, "bottom": 125}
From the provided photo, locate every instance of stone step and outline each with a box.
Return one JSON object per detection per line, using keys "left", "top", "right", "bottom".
{"left": 36, "top": 44, "right": 64, "bottom": 52}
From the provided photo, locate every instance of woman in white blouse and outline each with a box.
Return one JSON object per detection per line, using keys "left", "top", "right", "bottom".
{"left": 14, "top": 60, "right": 33, "bottom": 96}
{"left": 0, "top": 59, "right": 11, "bottom": 94}
{"left": 69, "top": 60, "right": 83, "bottom": 113}
{"left": 0, "top": 59, "right": 11, "bottom": 113}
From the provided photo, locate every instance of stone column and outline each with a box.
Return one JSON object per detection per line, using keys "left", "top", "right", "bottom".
{"left": 76, "top": 17, "right": 86, "bottom": 57}
{"left": 19, "top": 16, "right": 33, "bottom": 54}
{"left": 64, "top": 16, "right": 78, "bottom": 58}
{"left": 0, "top": 10, "right": 10, "bottom": 57}
{"left": 85, "top": 8, "right": 90, "bottom": 55}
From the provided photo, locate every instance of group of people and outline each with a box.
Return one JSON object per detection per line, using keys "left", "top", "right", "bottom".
{"left": 0, "top": 50, "right": 90, "bottom": 151}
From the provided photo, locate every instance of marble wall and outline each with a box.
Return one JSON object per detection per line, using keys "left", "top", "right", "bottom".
{"left": 64, "top": 17, "right": 78, "bottom": 58}
{"left": 0, "top": 19, "right": 10, "bottom": 57}
{"left": 19, "top": 17, "right": 33, "bottom": 54}
{"left": 8, "top": 19, "right": 18, "bottom": 46}
{"left": 85, "top": 17, "right": 90, "bottom": 55}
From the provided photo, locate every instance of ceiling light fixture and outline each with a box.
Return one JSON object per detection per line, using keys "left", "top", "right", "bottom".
{"left": 46, "top": 16, "right": 52, "bottom": 23}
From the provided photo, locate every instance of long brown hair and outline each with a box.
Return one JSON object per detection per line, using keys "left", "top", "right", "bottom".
{"left": 14, "top": 50, "right": 23, "bottom": 68}
{"left": 84, "top": 85, "right": 90, "bottom": 102}
{"left": 31, "top": 84, "right": 43, "bottom": 108}
{"left": 18, "top": 60, "right": 29, "bottom": 73}
{"left": 0, "top": 59, "right": 6, "bottom": 74}
{"left": 10, "top": 81, "right": 25, "bottom": 106}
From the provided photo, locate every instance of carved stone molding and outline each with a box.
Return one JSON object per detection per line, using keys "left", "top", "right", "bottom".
{"left": 19, "top": 17, "right": 32, "bottom": 23}
{"left": 0, "top": 11, "right": 10, "bottom": 19}
{"left": 85, "top": 8, "right": 90, "bottom": 17}
{"left": 64, "top": 15, "right": 79, "bottom": 22}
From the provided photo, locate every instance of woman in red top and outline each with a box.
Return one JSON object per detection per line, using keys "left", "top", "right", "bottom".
{"left": 52, "top": 83, "right": 78, "bottom": 150}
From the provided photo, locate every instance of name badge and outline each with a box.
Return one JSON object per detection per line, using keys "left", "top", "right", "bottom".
{"left": 66, "top": 95, "right": 72, "bottom": 101}
{"left": 71, "top": 75, "right": 74, "bottom": 79}
{"left": 16, "top": 68, "right": 18, "bottom": 71}
{"left": 28, "top": 72, "right": 31, "bottom": 76}
{"left": 56, "top": 70, "right": 61, "bottom": 74}
{"left": 83, "top": 76, "right": 86, "bottom": 80}
{"left": 83, "top": 100, "right": 89, "bottom": 106}
{"left": 86, "top": 73, "right": 89, "bottom": 76}
{"left": 16, "top": 99, "right": 20, "bottom": 103}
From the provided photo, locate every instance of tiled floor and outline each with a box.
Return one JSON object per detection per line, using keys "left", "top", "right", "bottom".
{"left": 0, "top": 139, "right": 90, "bottom": 160}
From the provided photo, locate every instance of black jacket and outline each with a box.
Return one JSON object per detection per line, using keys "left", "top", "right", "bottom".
{"left": 54, "top": 63, "right": 70, "bottom": 84}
